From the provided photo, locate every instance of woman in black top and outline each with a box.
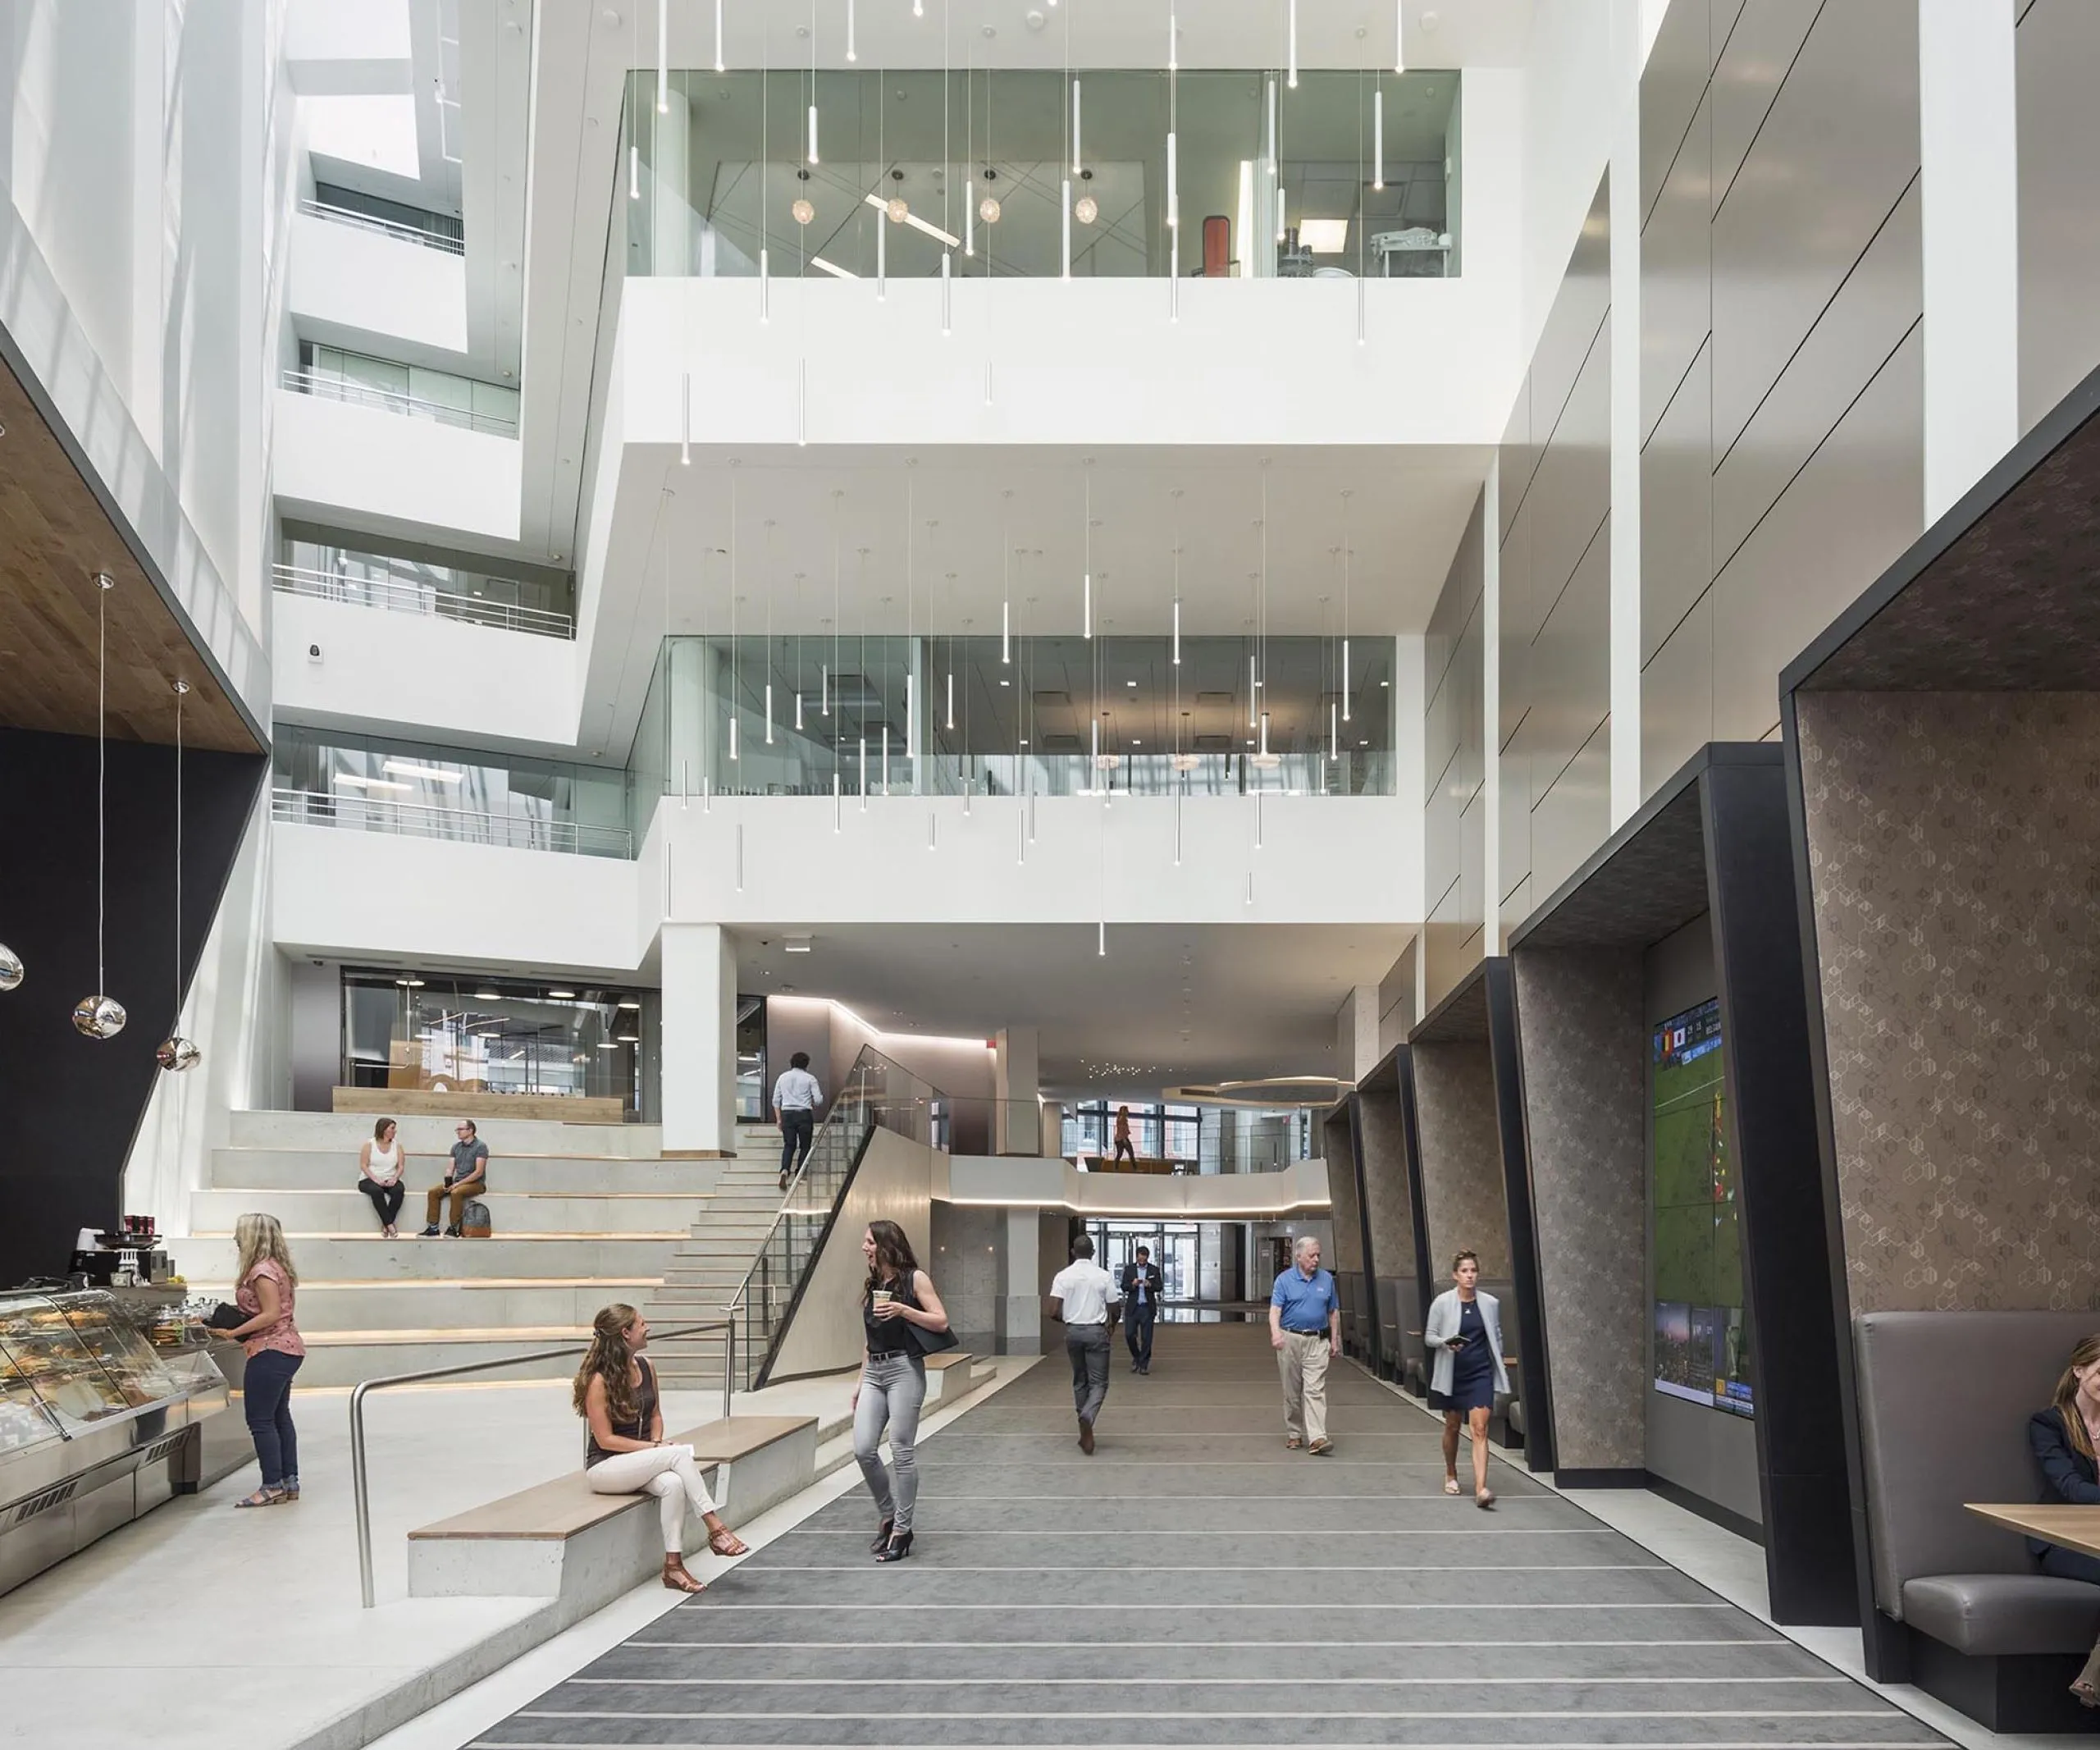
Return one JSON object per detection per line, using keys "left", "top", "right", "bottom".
{"left": 851, "top": 1221, "right": 951, "bottom": 1564}
{"left": 2032, "top": 1334, "right": 2100, "bottom": 1703}
{"left": 575, "top": 1303, "right": 747, "bottom": 1593}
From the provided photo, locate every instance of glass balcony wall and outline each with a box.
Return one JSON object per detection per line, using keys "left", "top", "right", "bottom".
{"left": 277, "top": 531, "right": 576, "bottom": 637}
{"left": 276, "top": 728, "right": 632, "bottom": 858}
{"left": 627, "top": 633, "right": 1395, "bottom": 838}
{"left": 288, "top": 344, "right": 522, "bottom": 437}
{"left": 306, "top": 181, "right": 464, "bottom": 254}
{"left": 623, "top": 67, "right": 1458, "bottom": 281}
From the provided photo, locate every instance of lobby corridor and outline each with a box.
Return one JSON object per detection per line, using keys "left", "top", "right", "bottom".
{"left": 472, "top": 1324, "right": 1944, "bottom": 1747}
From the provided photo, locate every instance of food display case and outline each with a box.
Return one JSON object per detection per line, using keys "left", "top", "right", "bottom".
{"left": 0, "top": 1290, "right": 230, "bottom": 1597}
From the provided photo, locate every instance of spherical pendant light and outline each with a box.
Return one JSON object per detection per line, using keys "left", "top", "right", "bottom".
{"left": 0, "top": 943, "right": 21, "bottom": 991}
{"left": 978, "top": 195, "right": 1001, "bottom": 225}
{"left": 73, "top": 995, "right": 127, "bottom": 1039}
{"left": 1074, "top": 194, "right": 1099, "bottom": 225}
{"left": 886, "top": 196, "right": 909, "bottom": 224}
{"left": 792, "top": 197, "right": 815, "bottom": 226}
{"left": 156, "top": 1035, "right": 200, "bottom": 1072}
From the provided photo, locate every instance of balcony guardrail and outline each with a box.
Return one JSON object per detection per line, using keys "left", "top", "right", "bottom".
{"left": 271, "top": 562, "right": 574, "bottom": 641}
{"left": 281, "top": 368, "right": 519, "bottom": 438}
{"left": 299, "top": 197, "right": 465, "bottom": 256}
{"left": 272, "top": 788, "right": 633, "bottom": 859}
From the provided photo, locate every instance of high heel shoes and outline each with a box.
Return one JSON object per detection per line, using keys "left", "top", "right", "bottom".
{"left": 869, "top": 1519, "right": 895, "bottom": 1554}
{"left": 874, "top": 1530, "right": 914, "bottom": 1563}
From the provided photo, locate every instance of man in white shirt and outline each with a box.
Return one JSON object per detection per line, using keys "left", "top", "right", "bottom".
{"left": 1048, "top": 1234, "right": 1118, "bottom": 1454}
{"left": 772, "top": 1052, "right": 824, "bottom": 1192}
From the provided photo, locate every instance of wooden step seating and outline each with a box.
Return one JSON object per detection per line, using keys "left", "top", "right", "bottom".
{"left": 407, "top": 1414, "right": 819, "bottom": 1627}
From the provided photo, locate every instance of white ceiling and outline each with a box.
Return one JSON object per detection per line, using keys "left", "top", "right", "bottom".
{"left": 735, "top": 919, "right": 1413, "bottom": 1094}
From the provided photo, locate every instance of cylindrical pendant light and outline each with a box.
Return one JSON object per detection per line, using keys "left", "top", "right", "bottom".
{"left": 765, "top": 681, "right": 774, "bottom": 743}
{"left": 1374, "top": 87, "right": 1385, "bottom": 190}
{"left": 860, "top": 734, "right": 869, "bottom": 806}
{"left": 1081, "top": 464, "right": 1093, "bottom": 637}
{"left": 1330, "top": 700, "right": 1339, "bottom": 761}
{"left": 629, "top": 144, "right": 640, "bottom": 201}
{"left": 729, "top": 715, "right": 740, "bottom": 761}
{"left": 966, "top": 179, "right": 975, "bottom": 256}
{"left": 1098, "top": 920, "right": 1107, "bottom": 958}
{"left": 821, "top": 662, "right": 830, "bottom": 716}
{"left": 1395, "top": 0, "right": 1406, "bottom": 73}
{"left": 1002, "top": 599, "right": 1010, "bottom": 664}
{"left": 657, "top": 0, "right": 669, "bottom": 112}
{"left": 847, "top": 0, "right": 856, "bottom": 61}
{"left": 877, "top": 204, "right": 887, "bottom": 298}
{"left": 882, "top": 723, "right": 891, "bottom": 796}
{"left": 680, "top": 372, "right": 691, "bottom": 465}
{"left": 760, "top": 247, "right": 769, "bottom": 322}
{"left": 1166, "top": 130, "right": 1178, "bottom": 228}
{"left": 941, "top": 250, "right": 951, "bottom": 336}
{"left": 1267, "top": 77, "right": 1277, "bottom": 175}
{"left": 1249, "top": 653, "right": 1258, "bottom": 727}
{"left": 795, "top": 691, "right": 805, "bottom": 731}
{"left": 807, "top": 102, "right": 819, "bottom": 165}
{"left": 1061, "top": 179, "right": 1072, "bottom": 279}
{"left": 714, "top": 0, "right": 724, "bottom": 72}
{"left": 946, "top": 669, "right": 955, "bottom": 731}
{"left": 1288, "top": 0, "right": 1298, "bottom": 88}
{"left": 1172, "top": 597, "right": 1180, "bottom": 665}
{"left": 1072, "top": 80, "right": 1082, "bottom": 175}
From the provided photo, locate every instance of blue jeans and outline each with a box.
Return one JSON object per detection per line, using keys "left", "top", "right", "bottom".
{"left": 778, "top": 1108, "right": 815, "bottom": 1180}
{"left": 1125, "top": 1302, "right": 1157, "bottom": 1367}
{"left": 243, "top": 1349, "right": 303, "bottom": 1487}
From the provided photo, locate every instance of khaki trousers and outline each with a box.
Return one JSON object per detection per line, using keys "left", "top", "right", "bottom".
{"left": 1276, "top": 1329, "right": 1331, "bottom": 1443}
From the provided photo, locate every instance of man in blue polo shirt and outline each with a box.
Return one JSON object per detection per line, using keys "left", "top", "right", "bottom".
{"left": 1270, "top": 1235, "right": 1342, "bottom": 1455}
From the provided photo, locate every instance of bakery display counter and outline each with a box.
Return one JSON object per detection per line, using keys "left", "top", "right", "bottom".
{"left": 0, "top": 1289, "right": 231, "bottom": 1596}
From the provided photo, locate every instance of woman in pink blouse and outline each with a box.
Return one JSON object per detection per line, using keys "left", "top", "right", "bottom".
{"left": 217, "top": 1213, "right": 307, "bottom": 1506}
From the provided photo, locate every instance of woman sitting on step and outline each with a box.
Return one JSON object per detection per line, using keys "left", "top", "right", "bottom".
{"left": 575, "top": 1303, "right": 748, "bottom": 1593}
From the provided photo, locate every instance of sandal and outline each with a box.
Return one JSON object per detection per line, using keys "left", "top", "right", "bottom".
{"left": 1285, "top": 1437, "right": 1303, "bottom": 1450}
{"left": 1476, "top": 1487, "right": 1497, "bottom": 1510}
{"left": 234, "top": 1487, "right": 287, "bottom": 1508}
{"left": 707, "top": 1527, "right": 748, "bottom": 1558}
{"left": 1443, "top": 1477, "right": 1462, "bottom": 1496}
{"left": 662, "top": 1558, "right": 706, "bottom": 1594}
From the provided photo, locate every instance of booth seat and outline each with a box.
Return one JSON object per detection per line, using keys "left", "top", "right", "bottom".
{"left": 1854, "top": 1310, "right": 2100, "bottom": 1732}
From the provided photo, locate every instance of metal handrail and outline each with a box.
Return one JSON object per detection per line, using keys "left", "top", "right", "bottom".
{"left": 271, "top": 562, "right": 575, "bottom": 640}
{"left": 281, "top": 368, "right": 518, "bottom": 438}
{"left": 299, "top": 197, "right": 465, "bottom": 255}
{"left": 350, "top": 1318, "right": 733, "bottom": 1609}
{"left": 272, "top": 787, "right": 634, "bottom": 859}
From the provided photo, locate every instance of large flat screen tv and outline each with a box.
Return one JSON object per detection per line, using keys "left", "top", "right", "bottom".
{"left": 1651, "top": 997, "right": 1752, "bottom": 1417}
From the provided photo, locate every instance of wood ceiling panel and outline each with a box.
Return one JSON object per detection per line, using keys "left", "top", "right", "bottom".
{"left": 0, "top": 358, "right": 260, "bottom": 753}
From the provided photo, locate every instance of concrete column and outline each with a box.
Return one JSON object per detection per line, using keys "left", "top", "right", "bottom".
{"left": 1608, "top": 0, "right": 1644, "bottom": 829}
{"left": 1335, "top": 985, "right": 1383, "bottom": 1082}
{"left": 1919, "top": 0, "right": 2019, "bottom": 519}
{"left": 993, "top": 1025, "right": 1040, "bottom": 1155}
{"left": 661, "top": 922, "right": 737, "bottom": 1157}
{"left": 995, "top": 1207, "right": 1042, "bottom": 1355}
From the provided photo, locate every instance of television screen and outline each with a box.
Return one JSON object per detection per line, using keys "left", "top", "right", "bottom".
{"left": 1650, "top": 997, "right": 1752, "bottom": 1417}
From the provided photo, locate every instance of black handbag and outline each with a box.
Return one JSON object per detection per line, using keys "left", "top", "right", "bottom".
{"left": 905, "top": 1316, "right": 959, "bottom": 1356}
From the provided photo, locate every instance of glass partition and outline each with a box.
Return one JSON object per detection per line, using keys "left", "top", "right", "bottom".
{"left": 623, "top": 66, "right": 1459, "bottom": 281}
{"left": 628, "top": 632, "right": 1395, "bottom": 835}
{"left": 278, "top": 528, "right": 575, "bottom": 636}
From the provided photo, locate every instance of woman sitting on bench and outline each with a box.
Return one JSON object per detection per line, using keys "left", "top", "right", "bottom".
{"left": 576, "top": 1303, "right": 748, "bottom": 1593}
{"left": 2031, "top": 1332, "right": 2100, "bottom": 1704}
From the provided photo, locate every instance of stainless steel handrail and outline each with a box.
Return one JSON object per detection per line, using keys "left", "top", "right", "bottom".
{"left": 299, "top": 197, "right": 465, "bottom": 255}
{"left": 281, "top": 368, "right": 518, "bottom": 438}
{"left": 272, "top": 788, "right": 634, "bottom": 859}
{"left": 271, "top": 561, "right": 574, "bottom": 640}
{"left": 350, "top": 1318, "right": 733, "bottom": 1609}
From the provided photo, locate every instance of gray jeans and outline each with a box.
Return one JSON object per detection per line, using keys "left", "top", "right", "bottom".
{"left": 854, "top": 1351, "right": 927, "bottom": 1534}
{"left": 1066, "top": 1323, "right": 1111, "bottom": 1424}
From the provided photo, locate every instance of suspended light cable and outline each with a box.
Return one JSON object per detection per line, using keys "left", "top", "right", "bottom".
{"left": 1343, "top": 487, "right": 1354, "bottom": 720}
{"left": 657, "top": 0, "right": 669, "bottom": 112}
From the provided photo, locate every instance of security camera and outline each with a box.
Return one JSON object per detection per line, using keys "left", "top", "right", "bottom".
{"left": 308, "top": 642, "right": 322, "bottom": 662}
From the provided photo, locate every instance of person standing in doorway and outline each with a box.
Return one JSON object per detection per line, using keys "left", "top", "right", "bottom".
{"left": 1050, "top": 1234, "right": 1117, "bottom": 1453}
{"left": 420, "top": 1120, "right": 489, "bottom": 1237}
{"left": 774, "top": 1051, "right": 824, "bottom": 1193}
{"left": 1112, "top": 1105, "right": 1137, "bottom": 1165}
{"left": 853, "top": 1220, "right": 950, "bottom": 1564}
{"left": 1121, "top": 1244, "right": 1163, "bottom": 1374}
{"left": 1270, "top": 1235, "right": 1342, "bottom": 1455}
{"left": 1426, "top": 1249, "right": 1509, "bottom": 1509}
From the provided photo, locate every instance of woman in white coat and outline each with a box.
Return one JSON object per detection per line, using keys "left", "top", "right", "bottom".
{"left": 1424, "top": 1250, "right": 1509, "bottom": 1508}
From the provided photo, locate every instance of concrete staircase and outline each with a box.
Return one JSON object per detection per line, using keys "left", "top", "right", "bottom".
{"left": 647, "top": 1128, "right": 791, "bottom": 1390}
{"left": 176, "top": 1111, "right": 783, "bottom": 1388}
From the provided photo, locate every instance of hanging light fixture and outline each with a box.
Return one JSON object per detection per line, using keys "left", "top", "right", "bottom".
{"left": 1373, "top": 85, "right": 1386, "bottom": 191}
{"left": 1075, "top": 193, "right": 1098, "bottom": 226}
{"left": 1395, "top": 0, "right": 1406, "bottom": 73}
{"left": 1072, "top": 80, "right": 1083, "bottom": 176}
{"left": 714, "top": 0, "right": 725, "bottom": 71}
{"left": 74, "top": 574, "right": 125, "bottom": 1040}
{"left": 847, "top": 0, "right": 856, "bottom": 62}
{"left": 1171, "top": 487, "right": 1183, "bottom": 665}
{"left": 1081, "top": 462, "right": 1093, "bottom": 638}
{"left": 657, "top": 0, "right": 669, "bottom": 112}
{"left": 1288, "top": 0, "right": 1298, "bottom": 88}
{"left": 156, "top": 679, "right": 199, "bottom": 1072}
{"left": 1342, "top": 487, "right": 1354, "bottom": 721}
{"left": 0, "top": 940, "right": 20, "bottom": 992}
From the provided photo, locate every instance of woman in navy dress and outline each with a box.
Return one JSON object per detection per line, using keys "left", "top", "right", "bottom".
{"left": 1424, "top": 1250, "right": 1510, "bottom": 1508}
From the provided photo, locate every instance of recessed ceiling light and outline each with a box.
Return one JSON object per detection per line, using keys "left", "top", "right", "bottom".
{"left": 475, "top": 990, "right": 500, "bottom": 999}
{"left": 1125, "top": 680, "right": 1137, "bottom": 688}
{"left": 396, "top": 977, "right": 425, "bottom": 988}
{"left": 596, "top": 1041, "right": 623, "bottom": 1050}
{"left": 547, "top": 989, "right": 577, "bottom": 998}
{"left": 617, "top": 998, "right": 641, "bottom": 1008}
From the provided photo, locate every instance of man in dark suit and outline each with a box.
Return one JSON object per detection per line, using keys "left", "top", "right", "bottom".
{"left": 1121, "top": 1245, "right": 1164, "bottom": 1374}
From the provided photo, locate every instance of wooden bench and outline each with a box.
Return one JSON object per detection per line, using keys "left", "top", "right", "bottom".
{"left": 924, "top": 1350, "right": 1000, "bottom": 1405}
{"left": 406, "top": 1414, "right": 818, "bottom": 1622}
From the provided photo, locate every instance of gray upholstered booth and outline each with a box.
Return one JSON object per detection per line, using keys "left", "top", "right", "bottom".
{"left": 1782, "top": 359, "right": 2100, "bottom": 1713}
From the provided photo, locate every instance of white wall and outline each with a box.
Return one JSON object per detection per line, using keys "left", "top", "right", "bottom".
{"left": 655, "top": 794, "right": 1418, "bottom": 928}
{"left": 272, "top": 386, "right": 523, "bottom": 542}
{"left": 271, "top": 824, "right": 646, "bottom": 971}
{"left": 1514, "top": 1, "right": 1618, "bottom": 368}
{"left": 271, "top": 590, "right": 582, "bottom": 752}
{"left": 289, "top": 210, "right": 472, "bottom": 363}
{"left": 938, "top": 1154, "right": 1331, "bottom": 1218}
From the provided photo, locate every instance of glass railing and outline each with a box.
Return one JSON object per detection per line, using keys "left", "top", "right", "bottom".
{"left": 299, "top": 196, "right": 465, "bottom": 256}
{"left": 272, "top": 563, "right": 576, "bottom": 640}
{"left": 287, "top": 345, "right": 520, "bottom": 437}
{"left": 730, "top": 1047, "right": 944, "bottom": 1389}
{"left": 273, "top": 789, "right": 634, "bottom": 858}
{"left": 623, "top": 67, "right": 1459, "bottom": 281}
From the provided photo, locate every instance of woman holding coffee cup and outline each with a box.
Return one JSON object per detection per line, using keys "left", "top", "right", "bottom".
{"left": 851, "top": 1220, "right": 951, "bottom": 1565}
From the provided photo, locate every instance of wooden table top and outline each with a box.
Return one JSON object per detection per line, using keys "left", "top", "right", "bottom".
{"left": 1965, "top": 1501, "right": 2100, "bottom": 1557}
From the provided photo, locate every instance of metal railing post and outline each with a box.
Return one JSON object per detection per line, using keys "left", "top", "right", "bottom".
{"left": 351, "top": 1379, "right": 376, "bottom": 1610}
{"left": 723, "top": 1321, "right": 735, "bottom": 1422}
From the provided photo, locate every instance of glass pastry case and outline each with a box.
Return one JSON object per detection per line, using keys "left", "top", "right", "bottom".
{"left": 0, "top": 1290, "right": 230, "bottom": 1597}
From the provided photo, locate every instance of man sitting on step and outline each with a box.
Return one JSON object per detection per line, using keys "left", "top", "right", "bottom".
{"left": 420, "top": 1120, "right": 490, "bottom": 1237}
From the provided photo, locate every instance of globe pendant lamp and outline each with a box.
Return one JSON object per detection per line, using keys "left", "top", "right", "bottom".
{"left": 156, "top": 679, "right": 199, "bottom": 1073}
{"left": 73, "top": 573, "right": 126, "bottom": 1039}
{"left": 0, "top": 942, "right": 21, "bottom": 992}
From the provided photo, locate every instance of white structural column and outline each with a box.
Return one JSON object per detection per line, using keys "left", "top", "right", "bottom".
{"left": 660, "top": 922, "right": 737, "bottom": 1156}
{"left": 1608, "top": 0, "right": 1644, "bottom": 829}
{"left": 1918, "top": 0, "right": 2019, "bottom": 521}
{"left": 993, "top": 1025, "right": 1041, "bottom": 1155}
{"left": 650, "top": 83, "right": 692, "bottom": 276}
{"left": 997, "top": 1208, "right": 1043, "bottom": 1355}
{"left": 1480, "top": 465, "right": 1501, "bottom": 952}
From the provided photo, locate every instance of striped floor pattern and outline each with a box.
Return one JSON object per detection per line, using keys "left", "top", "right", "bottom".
{"left": 473, "top": 1323, "right": 1946, "bottom": 1748}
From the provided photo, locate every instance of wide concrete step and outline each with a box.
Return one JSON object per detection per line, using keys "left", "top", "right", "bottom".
{"left": 211, "top": 1148, "right": 727, "bottom": 1196}
{"left": 182, "top": 1277, "right": 664, "bottom": 1334}
{"left": 290, "top": 1329, "right": 591, "bottom": 1388}
{"left": 174, "top": 1232, "right": 684, "bottom": 1282}
{"left": 190, "top": 1188, "right": 701, "bottom": 1236}
{"left": 229, "top": 1109, "right": 677, "bottom": 1157}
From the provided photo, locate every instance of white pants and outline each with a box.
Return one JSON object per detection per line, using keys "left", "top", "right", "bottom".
{"left": 586, "top": 1444, "right": 719, "bottom": 1555}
